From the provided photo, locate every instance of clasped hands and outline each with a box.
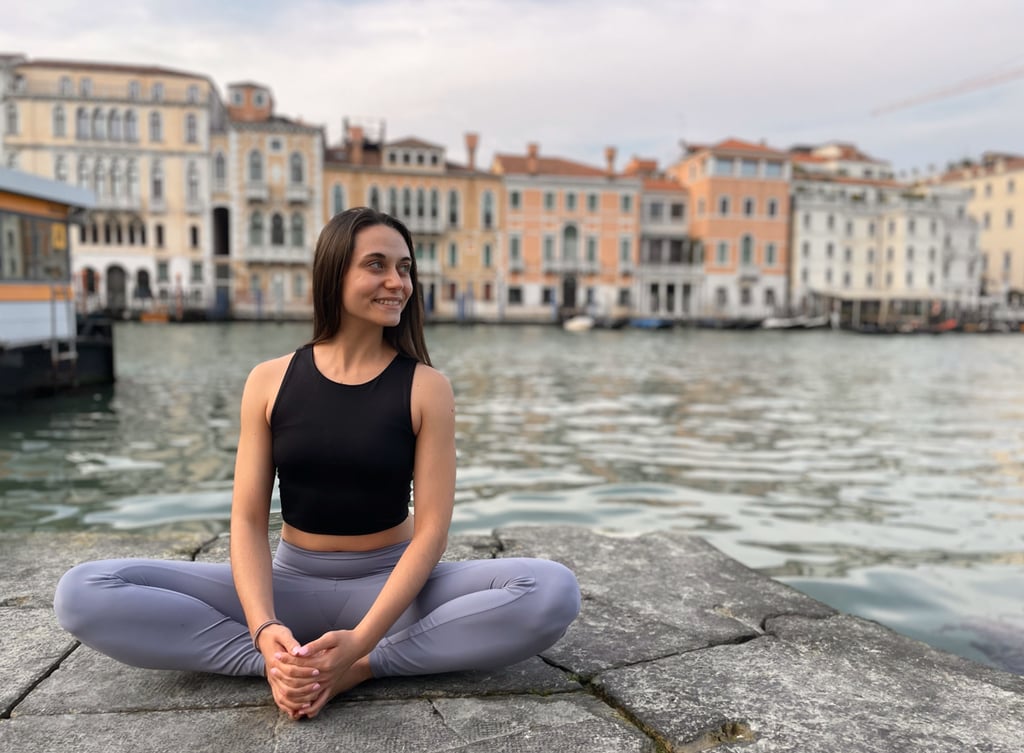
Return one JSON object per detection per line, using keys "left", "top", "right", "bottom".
{"left": 259, "top": 623, "right": 365, "bottom": 719}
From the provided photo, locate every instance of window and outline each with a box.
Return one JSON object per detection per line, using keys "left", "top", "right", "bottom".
{"left": 587, "top": 193, "right": 599, "bottom": 212}
{"left": 187, "top": 85, "right": 200, "bottom": 104}
{"left": 80, "top": 78, "right": 92, "bottom": 97}
{"left": 388, "top": 188, "right": 398, "bottom": 215}
{"left": 108, "top": 110, "right": 121, "bottom": 141}
{"left": 621, "top": 194, "right": 633, "bottom": 213}
{"left": 60, "top": 76, "right": 73, "bottom": 96}
{"left": 54, "top": 155, "right": 67, "bottom": 182}
{"left": 448, "top": 190, "right": 460, "bottom": 227}
{"left": 482, "top": 191, "right": 495, "bottom": 229}
{"left": 671, "top": 202, "right": 685, "bottom": 219}
{"left": 149, "top": 111, "right": 162, "bottom": 142}
{"left": 447, "top": 242, "right": 458, "bottom": 268}
{"left": 984, "top": 183, "right": 992, "bottom": 198}
{"left": 766, "top": 198, "right": 778, "bottom": 218}
{"left": 254, "top": 91, "right": 266, "bottom": 107}
{"left": 369, "top": 186, "right": 381, "bottom": 212}
{"left": 718, "top": 196, "right": 730, "bottom": 216}
{"left": 740, "top": 159, "right": 758, "bottom": 177}
{"left": 711, "top": 157, "right": 734, "bottom": 176}
{"left": 764, "top": 161, "right": 783, "bottom": 178}
{"left": 155, "top": 223, "right": 164, "bottom": 248}
{"left": 743, "top": 198, "right": 754, "bottom": 217}
{"left": 214, "top": 153, "right": 226, "bottom": 188}
{"left": 907, "top": 246, "right": 914, "bottom": 262}
{"left": 290, "top": 213, "right": 304, "bottom": 246}
{"left": 429, "top": 189, "right": 439, "bottom": 218}
{"left": 843, "top": 272, "right": 851, "bottom": 288}
{"left": 152, "top": 82, "right": 164, "bottom": 102}
{"left": 509, "top": 190, "right": 521, "bottom": 210}
{"left": 248, "top": 150, "right": 263, "bottom": 183}
{"left": 906, "top": 271, "right": 913, "bottom": 286}
{"left": 269, "top": 138, "right": 282, "bottom": 152}
{"left": 544, "top": 192, "right": 556, "bottom": 211}
{"left": 156, "top": 261, "right": 169, "bottom": 283}
{"left": 125, "top": 110, "right": 138, "bottom": 141}
{"left": 543, "top": 235, "right": 555, "bottom": 262}
{"left": 249, "top": 212, "right": 264, "bottom": 245}
{"left": 741, "top": 288, "right": 752, "bottom": 306}
{"left": 187, "top": 162, "right": 200, "bottom": 202}
{"left": 802, "top": 241, "right": 810, "bottom": 258}
{"left": 586, "top": 236, "right": 598, "bottom": 265}
{"left": 886, "top": 246, "right": 893, "bottom": 261}
{"left": 482, "top": 244, "right": 493, "bottom": 268}
{"left": 827, "top": 214, "right": 835, "bottom": 230}
{"left": 803, "top": 212, "right": 811, "bottom": 229}
{"left": 508, "top": 286, "right": 523, "bottom": 305}
{"left": 619, "top": 237, "right": 632, "bottom": 266}
{"left": 717, "top": 241, "right": 729, "bottom": 265}
{"left": 75, "top": 107, "right": 88, "bottom": 139}
{"left": 185, "top": 114, "right": 197, "bottom": 144}
{"left": 52, "top": 105, "right": 65, "bottom": 138}
{"left": 715, "top": 287, "right": 728, "bottom": 306}
{"left": 91, "top": 108, "right": 105, "bottom": 140}
{"left": 826, "top": 243, "right": 834, "bottom": 259}
{"left": 77, "top": 157, "right": 90, "bottom": 189}
{"left": 740, "top": 235, "right": 753, "bottom": 265}
{"left": 566, "top": 192, "right": 577, "bottom": 212}
{"left": 402, "top": 188, "right": 412, "bottom": 218}
{"left": 190, "top": 226, "right": 200, "bottom": 249}
{"left": 1007, "top": 209, "right": 1015, "bottom": 228}
{"left": 541, "top": 287, "right": 554, "bottom": 305}
{"left": 289, "top": 153, "right": 304, "bottom": 183}
{"left": 332, "top": 185, "right": 345, "bottom": 216}
{"left": 509, "top": 235, "right": 521, "bottom": 266}
{"left": 294, "top": 273, "right": 306, "bottom": 300}
{"left": 151, "top": 159, "right": 163, "bottom": 200}
{"left": 765, "top": 242, "right": 777, "bottom": 266}
{"left": 271, "top": 214, "right": 285, "bottom": 245}
{"left": 648, "top": 201, "right": 663, "bottom": 220}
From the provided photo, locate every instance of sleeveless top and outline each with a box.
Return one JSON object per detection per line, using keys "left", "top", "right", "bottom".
{"left": 270, "top": 345, "right": 417, "bottom": 536}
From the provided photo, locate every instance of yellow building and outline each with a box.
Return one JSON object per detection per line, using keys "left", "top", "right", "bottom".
{"left": 214, "top": 83, "right": 323, "bottom": 319}
{"left": 323, "top": 122, "right": 502, "bottom": 321}
{"left": 939, "top": 153, "right": 1024, "bottom": 307}
{"left": 491, "top": 144, "right": 641, "bottom": 322}
{"left": 0, "top": 55, "right": 224, "bottom": 317}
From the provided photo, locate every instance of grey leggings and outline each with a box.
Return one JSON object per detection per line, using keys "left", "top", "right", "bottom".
{"left": 53, "top": 539, "right": 580, "bottom": 678}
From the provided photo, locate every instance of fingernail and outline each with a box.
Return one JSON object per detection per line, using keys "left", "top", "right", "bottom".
{"left": 312, "top": 683, "right": 321, "bottom": 691}
{"left": 311, "top": 669, "right": 320, "bottom": 676}
{"left": 274, "top": 652, "right": 283, "bottom": 660}
{"left": 270, "top": 668, "right": 278, "bottom": 676}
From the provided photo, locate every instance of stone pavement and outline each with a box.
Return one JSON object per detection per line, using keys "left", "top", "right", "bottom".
{"left": 1, "top": 526, "right": 1022, "bottom": 752}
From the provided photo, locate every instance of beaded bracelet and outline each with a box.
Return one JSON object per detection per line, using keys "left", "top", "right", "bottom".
{"left": 252, "top": 618, "right": 284, "bottom": 651}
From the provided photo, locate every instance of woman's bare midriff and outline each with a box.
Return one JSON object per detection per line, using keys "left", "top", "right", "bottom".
{"left": 281, "top": 515, "right": 415, "bottom": 552}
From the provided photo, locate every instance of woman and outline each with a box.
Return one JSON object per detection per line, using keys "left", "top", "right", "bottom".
{"left": 55, "top": 207, "right": 581, "bottom": 720}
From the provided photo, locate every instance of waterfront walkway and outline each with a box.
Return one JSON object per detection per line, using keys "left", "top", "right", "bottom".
{"left": 2, "top": 525, "right": 1021, "bottom": 752}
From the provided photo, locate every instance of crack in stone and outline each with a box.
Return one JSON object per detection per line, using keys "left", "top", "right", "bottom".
{"left": 4, "top": 641, "right": 80, "bottom": 719}
{"left": 759, "top": 610, "right": 834, "bottom": 634}
{"left": 188, "top": 533, "right": 227, "bottom": 562}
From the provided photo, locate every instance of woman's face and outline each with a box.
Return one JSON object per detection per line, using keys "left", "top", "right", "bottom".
{"left": 341, "top": 223, "right": 414, "bottom": 327}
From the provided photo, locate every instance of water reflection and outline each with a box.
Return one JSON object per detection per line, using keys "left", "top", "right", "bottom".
{"left": 1, "top": 322, "right": 1023, "bottom": 674}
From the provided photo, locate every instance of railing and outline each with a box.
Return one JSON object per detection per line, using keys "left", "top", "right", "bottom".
{"left": 286, "top": 184, "right": 311, "bottom": 203}
{"left": 245, "top": 183, "right": 269, "bottom": 202}
{"left": 17, "top": 80, "right": 207, "bottom": 105}
{"left": 93, "top": 194, "right": 143, "bottom": 211}
{"left": 242, "top": 245, "right": 310, "bottom": 264}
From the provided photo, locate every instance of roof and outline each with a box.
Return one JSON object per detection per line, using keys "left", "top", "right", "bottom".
{"left": 642, "top": 178, "right": 687, "bottom": 193}
{"left": 939, "top": 156, "right": 1024, "bottom": 183}
{"left": 0, "top": 167, "right": 94, "bottom": 209}
{"left": 17, "top": 57, "right": 209, "bottom": 81}
{"left": 792, "top": 167, "right": 905, "bottom": 189}
{"left": 492, "top": 153, "right": 609, "bottom": 178}
{"left": 705, "top": 138, "right": 788, "bottom": 158}
{"left": 388, "top": 137, "right": 443, "bottom": 150}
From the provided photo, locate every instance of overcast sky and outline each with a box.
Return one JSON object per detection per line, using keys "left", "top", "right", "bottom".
{"left": 4, "top": 0, "right": 1023, "bottom": 175}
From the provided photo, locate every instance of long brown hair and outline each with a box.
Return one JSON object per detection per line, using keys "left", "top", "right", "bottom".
{"left": 308, "top": 207, "right": 431, "bottom": 365}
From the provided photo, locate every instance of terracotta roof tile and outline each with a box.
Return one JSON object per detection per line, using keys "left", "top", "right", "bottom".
{"left": 643, "top": 178, "right": 687, "bottom": 193}
{"left": 712, "top": 138, "right": 788, "bottom": 157}
{"left": 492, "top": 153, "right": 609, "bottom": 178}
{"left": 388, "top": 137, "right": 443, "bottom": 150}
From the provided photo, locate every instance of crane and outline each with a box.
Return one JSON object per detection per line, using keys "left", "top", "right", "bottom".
{"left": 871, "top": 63, "right": 1024, "bottom": 116}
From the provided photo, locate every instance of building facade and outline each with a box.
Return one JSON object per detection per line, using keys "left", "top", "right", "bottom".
{"left": 492, "top": 144, "right": 641, "bottom": 323}
{"left": 668, "top": 139, "right": 790, "bottom": 321}
{"left": 323, "top": 124, "right": 503, "bottom": 322}
{"left": 939, "top": 153, "right": 1024, "bottom": 307}
{"left": 0, "top": 55, "right": 225, "bottom": 316}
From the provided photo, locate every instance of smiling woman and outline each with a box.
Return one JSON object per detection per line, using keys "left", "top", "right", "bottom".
{"left": 53, "top": 207, "right": 581, "bottom": 721}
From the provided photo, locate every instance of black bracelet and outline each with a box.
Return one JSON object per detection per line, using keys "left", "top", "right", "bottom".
{"left": 252, "top": 619, "right": 284, "bottom": 651}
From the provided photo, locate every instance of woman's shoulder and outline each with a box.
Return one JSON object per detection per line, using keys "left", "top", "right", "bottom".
{"left": 244, "top": 351, "right": 301, "bottom": 395}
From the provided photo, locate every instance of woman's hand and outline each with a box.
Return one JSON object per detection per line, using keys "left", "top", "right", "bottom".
{"left": 275, "top": 629, "right": 369, "bottom": 718}
{"left": 259, "top": 623, "right": 324, "bottom": 719}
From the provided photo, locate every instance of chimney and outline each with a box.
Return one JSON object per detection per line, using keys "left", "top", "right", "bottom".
{"left": 605, "top": 146, "right": 617, "bottom": 177}
{"left": 350, "top": 126, "right": 364, "bottom": 166}
{"left": 465, "top": 132, "right": 479, "bottom": 171}
{"left": 527, "top": 142, "right": 539, "bottom": 175}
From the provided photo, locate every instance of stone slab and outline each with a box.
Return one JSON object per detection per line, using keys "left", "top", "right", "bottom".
{"left": 0, "top": 608, "right": 76, "bottom": 717}
{"left": 2, "top": 694, "right": 655, "bottom": 753}
{"left": 593, "top": 613, "right": 1024, "bottom": 753}
{"left": 498, "top": 526, "right": 829, "bottom": 675}
{"left": 0, "top": 530, "right": 212, "bottom": 609}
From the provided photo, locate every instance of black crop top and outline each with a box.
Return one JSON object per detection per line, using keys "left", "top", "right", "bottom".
{"left": 270, "top": 345, "right": 417, "bottom": 536}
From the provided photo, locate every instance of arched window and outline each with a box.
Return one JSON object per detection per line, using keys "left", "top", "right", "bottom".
{"left": 151, "top": 159, "right": 164, "bottom": 200}
{"left": 94, "top": 159, "right": 106, "bottom": 199}
{"left": 185, "top": 113, "right": 197, "bottom": 144}
{"left": 54, "top": 155, "right": 67, "bottom": 182}
{"left": 249, "top": 212, "right": 264, "bottom": 246}
{"left": 91, "top": 107, "right": 105, "bottom": 140}
{"left": 52, "top": 105, "right": 65, "bottom": 138}
{"left": 213, "top": 152, "right": 226, "bottom": 188}
{"left": 290, "top": 213, "right": 304, "bottom": 246}
{"left": 5, "top": 103, "right": 18, "bottom": 135}
{"left": 368, "top": 186, "right": 380, "bottom": 212}
{"left": 430, "top": 189, "right": 439, "bottom": 219}
{"left": 248, "top": 150, "right": 263, "bottom": 183}
{"left": 448, "top": 189, "right": 460, "bottom": 227}
{"left": 562, "top": 225, "right": 579, "bottom": 262}
{"left": 187, "top": 162, "right": 199, "bottom": 201}
{"left": 331, "top": 185, "right": 344, "bottom": 216}
{"left": 482, "top": 190, "right": 495, "bottom": 229}
{"left": 59, "top": 76, "right": 73, "bottom": 96}
{"left": 388, "top": 188, "right": 398, "bottom": 216}
{"left": 149, "top": 111, "right": 162, "bottom": 142}
{"left": 124, "top": 110, "right": 137, "bottom": 141}
{"left": 402, "top": 188, "right": 412, "bottom": 218}
{"left": 126, "top": 159, "right": 138, "bottom": 197}
{"left": 77, "top": 157, "right": 90, "bottom": 189}
{"left": 289, "top": 152, "right": 304, "bottom": 183}
{"left": 108, "top": 110, "right": 121, "bottom": 141}
{"left": 76, "top": 107, "right": 89, "bottom": 139}
{"left": 416, "top": 188, "right": 425, "bottom": 218}
{"left": 270, "top": 213, "right": 285, "bottom": 245}
{"left": 110, "top": 160, "right": 121, "bottom": 197}
{"left": 741, "top": 234, "right": 754, "bottom": 265}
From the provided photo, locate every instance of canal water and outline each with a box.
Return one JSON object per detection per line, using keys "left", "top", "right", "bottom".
{"left": 2, "top": 322, "right": 1023, "bottom": 674}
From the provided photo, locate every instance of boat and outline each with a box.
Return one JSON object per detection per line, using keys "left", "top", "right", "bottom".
{"left": 761, "top": 314, "right": 831, "bottom": 330}
{"left": 563, "top": 314, "right": 595, "bottom": 332}
{"left": 629, "top": 317, "right": 674, "bottom": 330}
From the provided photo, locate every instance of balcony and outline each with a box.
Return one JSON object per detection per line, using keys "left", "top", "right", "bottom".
{"left": 739, "top": 264, "right": 760, "bottom": 281}
{"left": 242, "top": 245, "right": 310, "bottom": 264}
{"left": 185, "top": 198, "right": 204, "bottom": 215}
{"left": 148, "top": 197, "right": 167, "bottom": 214}
{"left": 286, "top": 184, "right": 311, "bottom": 203}
{"left": 245, "top": 182, "right": 269, "bottom": 202}
{"left": 405, "top": 215, "right": 445, "bottom": 235}
{"left": 416, "top": 259, "right": 442, "bottom": 276}
{"left": 94, "top": 194, "right": 143, "bottom": 211}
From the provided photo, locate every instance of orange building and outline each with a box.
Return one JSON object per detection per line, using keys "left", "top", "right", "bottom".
{"left": 491, "top": 144, "right": 641, "bottom": 322}
{"left": 668, "top": 138, "right": 791, "bottom": 320}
